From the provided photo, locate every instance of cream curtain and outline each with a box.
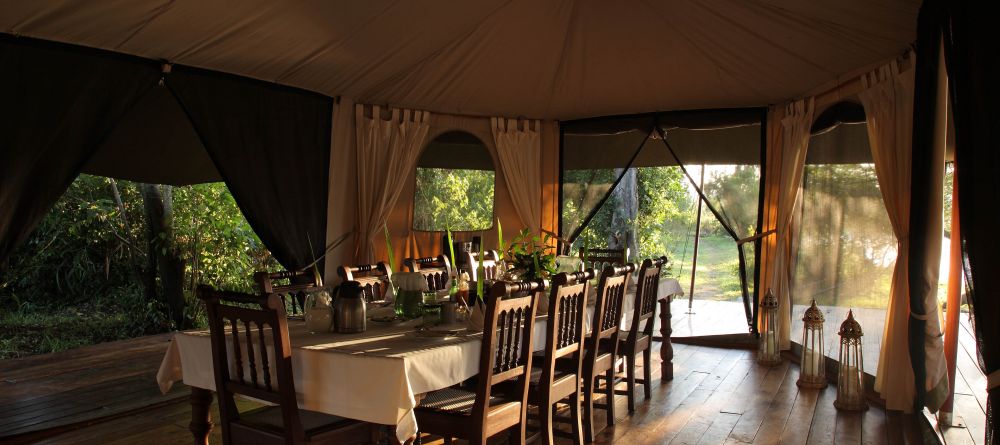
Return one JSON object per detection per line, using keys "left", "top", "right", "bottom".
{"left": 324, "top": 97, "right": 358, "bottom": 281}
{"left": 355, "top": 105, "right": 430, "bottom": 263}
{"left": 770, "top": 98, "right": 815, "bottom": 350}
{"left": 861, "top": 55, "right": 948, "bottom": 412}
{"left": 491, "top": 118, "right": 542, "bottom": 233}
{"left": 859, "top": 59, "right": 916, "bottom": 412}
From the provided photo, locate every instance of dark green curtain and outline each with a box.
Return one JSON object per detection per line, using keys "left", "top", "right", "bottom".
{"left": 165, "top": 67, "right": 333, "bottom": 272}
{"left": 938, "top": 0, "right": 1000, "bottom": 441}
{"left": 0, "top": 35, "right": 159, "bottom": 266}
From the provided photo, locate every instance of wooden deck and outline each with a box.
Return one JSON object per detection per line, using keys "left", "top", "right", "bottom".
{"left": 0, "top": 299, "right": 986, "bottom": 444}
{"left": 669, "top": 299, "right": 988, "bottom": 445}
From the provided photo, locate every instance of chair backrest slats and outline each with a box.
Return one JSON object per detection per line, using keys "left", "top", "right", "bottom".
{"left": 244, "top": 320, "right": 257, "bottom": 387}
{"left": 473, "top": 280, "right": 541, "bottom": 421}
{"left": 580, "top": 248, "right": 628, "bottom": 273}
{"left": 337, "top": 262, "right": 393, "bottom": 303}
{"left": 630, "top": 256, "right": 668, "bottom": 338}
{"left": 200, "top": 285, "right": 306, "bottom": 442}
{"left": 540, "top": 270, "right": 592, "bottom": 388}
{"left": 463, "top": 250, "right": 500, "bottom": 282}
{"left": 404, "top": 255, "right": 452, "bottom": 291}
{"left": 258, "top": 323, "right": 271, "bottom": 390}
{"left": 585, "top": 263, "right": 635, "bottom": 368}
{"left": 231, "top": 319, "right": 244, "bottom": 384}
{"left": 254, "top": 269, "right": 321, "bottom": 315}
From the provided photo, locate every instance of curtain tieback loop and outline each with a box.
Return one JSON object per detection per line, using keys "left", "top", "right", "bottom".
{"left": 988, "top": 370, "right": 1000, "bottom": 391}
{"left": 909, "top": 311, "right": 932, "bottom": 321}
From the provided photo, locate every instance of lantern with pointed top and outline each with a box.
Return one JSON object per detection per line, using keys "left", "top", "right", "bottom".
{"left": 834, "top": 309, "right": 868, "bottom": 411}
{"left": 797, "top": 300, "right": 827, "bottom": 388}
{"left": 758, "top": 289, "right": 781, "bottom": 366}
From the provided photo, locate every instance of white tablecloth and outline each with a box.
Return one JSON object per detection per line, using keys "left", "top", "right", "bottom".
{"left": 155, "top": 278, "right": 681, "bottom": 442}
{"left": 157, "top": 319, "right": 481, "bottom": 443}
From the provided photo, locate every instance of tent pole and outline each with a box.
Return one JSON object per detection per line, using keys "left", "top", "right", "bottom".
{"left": 940, "top": 165, "right": 962, "bottom": 426}
{"left": 688, "top": 164, "right": 705, "bottom": 310}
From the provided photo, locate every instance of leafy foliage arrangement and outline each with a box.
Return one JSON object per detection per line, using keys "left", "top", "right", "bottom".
{"left": 504, "top": 229, "right": 557, "bottom": 282}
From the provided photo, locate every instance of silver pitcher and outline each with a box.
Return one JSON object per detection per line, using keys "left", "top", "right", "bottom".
{"left": 334, "top": 281, "right": 367, "bottom": 333}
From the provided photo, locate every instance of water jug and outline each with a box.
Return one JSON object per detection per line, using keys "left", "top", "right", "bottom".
{"left": 333, "top": 281, "right": 366, "bottom": 333}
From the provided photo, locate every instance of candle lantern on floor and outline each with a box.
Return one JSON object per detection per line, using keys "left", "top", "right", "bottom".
{"left": 758, "top": 289, "right": 781, "bottom": 366}
{"left": 834, "top": 309, "right": 868, "bottom": 411}
{"left": 797, "top": 300, "right": 827, "bottom": 388}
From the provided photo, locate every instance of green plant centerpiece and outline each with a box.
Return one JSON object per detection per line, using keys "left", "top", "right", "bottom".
{"left": 504, "top": 229, "right": 557, "bottom": 282}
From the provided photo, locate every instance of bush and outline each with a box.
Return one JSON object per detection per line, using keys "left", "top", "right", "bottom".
{"left": 0, "top": 175, "right": 276, "bottom": 358}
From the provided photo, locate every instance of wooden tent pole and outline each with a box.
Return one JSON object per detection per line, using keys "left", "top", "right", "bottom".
{"left": 688, "top": 164, "right": 705, "bottom": 310}
{"left": 940, "top": 165, "right": 962, "bottom": 426}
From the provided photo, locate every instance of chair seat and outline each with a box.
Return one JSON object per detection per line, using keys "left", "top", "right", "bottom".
{"left": 237, "top": 405, "right": 365, "bottom": 437}
{"left": 528, "top": 365, "right": 573, "bottom": 384}
{"left": 592, "top": 351, "right": 615, "bottom": 373}
{"left": 417, "top": 387, "right": 507, "bottom": 415}
{"left": 618, "top": 332, "right": 651, "bottom": 352}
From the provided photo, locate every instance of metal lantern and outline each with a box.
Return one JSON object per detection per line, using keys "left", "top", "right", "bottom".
{"left": 797, "top": 300, "right": 827, "bottom": 388}
{"left": 758, "top": 289, "right": 782, "bottom": 366}
{"left": 834, "top": 309, "right": 868, "bottom": 411}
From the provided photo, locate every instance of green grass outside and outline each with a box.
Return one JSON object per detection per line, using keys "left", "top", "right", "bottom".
{"left": 664, "top": 235, "right": 745, "bottom": 302}
{"left": 0, "top": 300, "right": 173, "bottom": 360}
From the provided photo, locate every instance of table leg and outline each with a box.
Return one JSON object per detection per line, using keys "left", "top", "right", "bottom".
{"left": 189, "top": 387, "right": 213, "bottom": 445}
{"left": 659, "top": 296, "right": 673, "bottom": 381}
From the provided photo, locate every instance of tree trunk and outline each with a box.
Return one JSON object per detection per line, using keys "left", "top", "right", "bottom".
{"left": 141, "top": 184, "right": 186, "bottom": 328}
{"left": 610, "top": 168, "right": 640, "bottom": 259}
{"left": 109, "top": 179, "right": 149, "bottom": 296}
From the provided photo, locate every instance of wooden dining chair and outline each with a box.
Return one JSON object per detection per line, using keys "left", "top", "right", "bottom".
{"left": 462, "top": 250, "right": 501, "bottom": 282}
{"left": 579, "top": 248, "right": 629, "bottom": 272}
{"left": 527, "top": 269, "right": 593, "bottom": 445}
{"left": 616, "top": 256, "right": 667, "bottom": 413}
{"left": 336, "top": 262, "right": 392, "bottom": 304}
{"left": 198, "top": 286, "right": 375, "bottom": 445}
{"left": 404, "top": 255, "right": 452, "bottom": 291}
{"left": 414, "top": 280, "right": 541, "bottom": 445}
{"left": 581, "top": 263, "right": 635, "bottom": 443}
{"left": 255, "top": 269, "right": 321, "bottom": 315}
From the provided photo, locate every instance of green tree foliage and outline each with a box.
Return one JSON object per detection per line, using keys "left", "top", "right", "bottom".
{"left": 1, "top": 175, "right": 145, "bottom": 307}
{"left": 792, "top": 163, "right": 897, "bottom": 308}
{"left": 413, "top": 167, "right": 495, "bottom": 231}
{"left": 703, "top": 165, "right": 760, "bottom": 237}
{"left": 0, "top": 175, "right": 276, "bottom": 357}
{"left": 172, "top": 184, "right": 277, "bottom": 294}
{"left": 635, "top": 167, "right": 693, "bottom": 260}
{"left": 564, "top": 166, "right": 694, "bottom": 261}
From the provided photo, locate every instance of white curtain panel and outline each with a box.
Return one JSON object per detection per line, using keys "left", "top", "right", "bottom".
{"left": 771, "top": 98, "right": 815, "bottom": 350}
{"left": 491, "top": 117, "right": 542, "bottom": 233}
{"left": 861, "top": 56, "right": 947, "bottom": 412}
{"left": 324, "top": 97, "right": 358, "bottom": 281}
{"left": 355, "top": 105, "right": 430, "bottom": 263}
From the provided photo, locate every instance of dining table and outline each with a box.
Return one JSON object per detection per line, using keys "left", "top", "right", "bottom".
{"left": 156, "top": 278, "right": 682, "bottom": 445}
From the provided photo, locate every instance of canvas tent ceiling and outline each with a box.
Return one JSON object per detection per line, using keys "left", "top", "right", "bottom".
{"left": 0, "top": 0, "right": 919, "bottom": 120}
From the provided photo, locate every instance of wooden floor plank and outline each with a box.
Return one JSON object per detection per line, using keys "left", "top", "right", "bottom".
{"left": 835, "top": 411, "right": 863, "bottom": 445}
{"left": 952, "top": 393, "right": 986, "bottom": 445}
{"left": 727, "top": 361, "right": 790, "bottom": 443}
{"left": 861, "top": 401, "right": 889, "bottom": 445}
{"left": 804, "top": 385, "right": 839, "bottom": 445}
{"left": 599, "top": 346, "right": 724, "bottom": 443}
{"left": 777, "top": 386, "right": 820, "bottom": 445}
{"left": 2, "top": 301, "right": 932, "bottom": 445}
{"left": 749, "top": 362, "right": 805, "bottom": 444}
